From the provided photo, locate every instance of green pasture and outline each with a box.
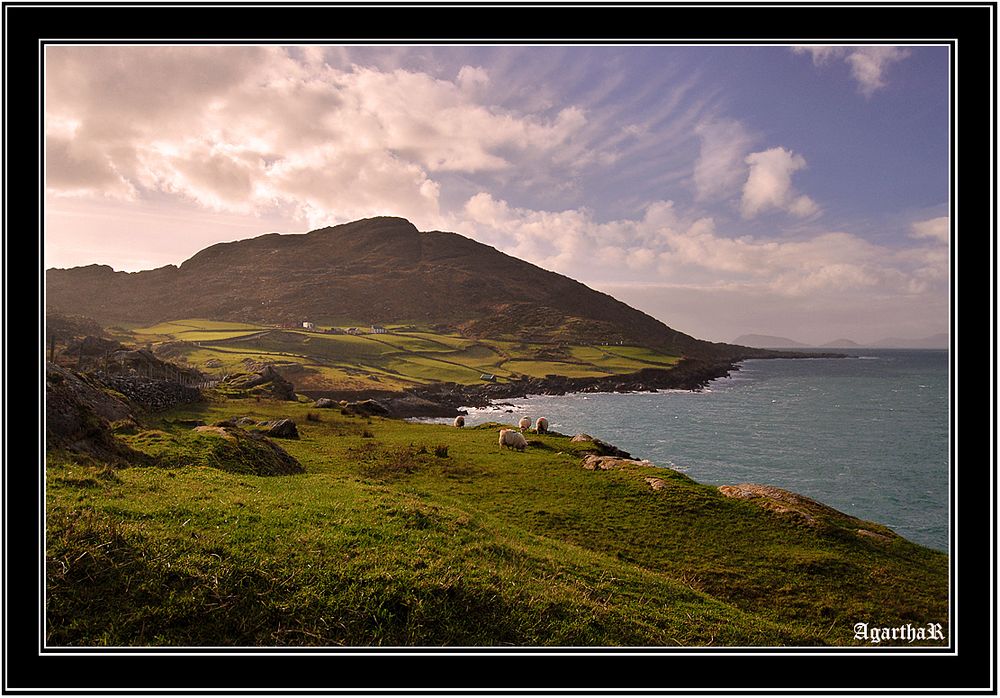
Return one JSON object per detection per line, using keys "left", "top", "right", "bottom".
{"left": 46, "top": 398, "right": 949, "bottom": 647}
{"left": 122, "top": 320, "right": 682, "bottom": 390}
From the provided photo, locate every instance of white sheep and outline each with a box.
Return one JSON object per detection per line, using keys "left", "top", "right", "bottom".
{"left": 454, "top": 415, "right": 465, "bottom": 428}
{"left": 499, "top": 428, "right": 528, "bottom": 452}
{"left": 518, "top": 416, "right": 531, "bottom": 431}
{"left": 534, "top": 417, "right": 549, "bottom": 434}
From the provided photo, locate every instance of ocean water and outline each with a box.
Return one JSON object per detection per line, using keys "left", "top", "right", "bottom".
{"left": 417, "top": 349, "right": 951, "bottom": 552}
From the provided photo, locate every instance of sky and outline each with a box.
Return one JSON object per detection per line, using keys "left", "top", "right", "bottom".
{"left": 44, "top": 44, "right": 951, "bottom": 345}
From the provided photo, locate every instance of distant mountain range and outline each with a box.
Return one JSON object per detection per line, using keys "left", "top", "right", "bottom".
{"left": 47, "top": 216, "right": 786, "bottom": 361}
{"left": 733, "top": 332, "right": 948, "bottom": 350}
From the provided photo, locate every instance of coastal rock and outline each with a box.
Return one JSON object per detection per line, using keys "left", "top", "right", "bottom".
{"left": 717, "top": 483, "right": 897, "bottom": 537}
{"left": 856, "top": 529, "right": 893, "bottom": 544}
{"left": 645, "top": 477, "right": 667, "bottom": 491}
{"left": 591, "top": 439, "right": 632, "bottom": 459}
{"left": 582, "top": 454, "right": 633, "bottom": 471}
{"left": 571, "top": 433, "right": 594, "bottom": 442}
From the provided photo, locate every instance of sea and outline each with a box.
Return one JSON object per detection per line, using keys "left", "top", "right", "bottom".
{"left": 414, "top": 349, "right": 951, "bottom": 552}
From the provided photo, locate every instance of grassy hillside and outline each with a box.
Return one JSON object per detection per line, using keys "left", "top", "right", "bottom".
{"left": 46, "top": 395, "right": 948, "bottom": 647}
{"left": 124, "top": 319, "right": 682, "bottom": 393}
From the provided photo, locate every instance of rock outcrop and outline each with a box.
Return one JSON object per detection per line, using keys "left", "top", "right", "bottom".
{"left": 184, "top": 425, "right": 305, "bottom": 475}
{"left": 256, "top": 419, "right": 299, "bottom": 439}
{"left": 342, "top": 399, "right": 390, "bottom": 417}
{"left": 221, "top": 363, "right": 296, "bottom": 400}
{"left": 45, "top": 363, "right": 150, "bottom": 465}
{"left": 718, "top": 483, "right": 900, "bottom": 541}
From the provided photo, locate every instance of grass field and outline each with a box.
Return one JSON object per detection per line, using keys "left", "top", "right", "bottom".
{"left": 45, "top": 397, "right": 949, "bottom": 647}
{"left": 126, "top": 319, "right": 683, "bottom": 391}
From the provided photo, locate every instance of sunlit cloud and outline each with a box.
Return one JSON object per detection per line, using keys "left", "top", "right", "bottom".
{"left": 44, "top": 46, "right": 598, "bottom": 230}
{"left": 456, "top": 193, "right": 937, "bottom": 305}
{"left": 792, "top": 45, "right": 911, "bottom": 97}
{"left": 910, "top": 216, "right": 950, "bottom": 244}
{"left": 740, "top": 147, "right": 819, "bottom": 219}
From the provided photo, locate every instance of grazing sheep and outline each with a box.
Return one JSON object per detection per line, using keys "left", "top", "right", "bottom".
{"left": 499, "top": 428, "right": 528, "bottom": 452}
{"left": 454, "top": 415, "right": 465, "bottom": 428}
{"left": 534, "top": 417, "right": 549, "bottom": 434}
{"left": 518, "top": 416, "right": 531, "bottom": 431}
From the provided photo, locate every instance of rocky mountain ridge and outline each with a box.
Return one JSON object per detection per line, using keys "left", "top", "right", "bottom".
{"left": 48, "top": 216, "right": 785, "bottom": 360}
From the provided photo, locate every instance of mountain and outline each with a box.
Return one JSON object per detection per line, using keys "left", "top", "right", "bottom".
{"left": 731, "top": 334, "right": 808, "bottom": 348}
{"left": 46, "top": 216, "right": 770, "bottom": 360}
{"left": 821, "top": 338, "right": 862, "bottom": 348}
{"left": 873, "top": 333, "right": 949, "bottom": 349}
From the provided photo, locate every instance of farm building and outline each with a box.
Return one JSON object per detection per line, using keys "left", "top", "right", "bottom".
{"left": 302, "top": 321, "right": 316, "bottom": 330}
{"left": 371, "top": 325, "right": 388, "bottom": 334}
{"left": 480, "top": 373, "right": 497, "bottom": 382}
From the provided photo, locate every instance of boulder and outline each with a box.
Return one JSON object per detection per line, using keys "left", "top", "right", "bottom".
{"left": 257, "top": 418, "right": 299, "bottom": 439}
{"left": 645, "top": 477, "right": 667, "bottom": 491}
{"left": 570, "top": 433, "right": 632, "bottom": 459}
{"left": 343, "top": 399, "right": 390, "bottom": 417}
{"left": 313, "top": 398, "right": 339, "bottom": 408}
{"left": 582, "top": 454, "right": 633, "bottom": 471}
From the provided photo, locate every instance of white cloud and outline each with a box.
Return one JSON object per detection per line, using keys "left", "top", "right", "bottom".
{"left": 740, "top": 147, "right": 819, "bottom": 219}
{"left": 454, "top": 193, "right": 939, "bottom": 308}
{"left": 845, "top": 47, "right": 911, "bottom": 97}
{"left": 44, "top": 46, "right": 596, "bottom": 229}
{"left": 792, "top": 45, "right": 911, "bottom": 97}
{"left": 457, "top": 65, "right": 490, "bottom": 91}
{"left": 693, "top": 119, "right": 755, "bottom": 201}
{"left": 910, "top": 216, "right": 950, "bottom": 244}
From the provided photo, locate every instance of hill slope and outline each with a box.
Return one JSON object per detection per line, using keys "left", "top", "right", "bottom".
{"left": 732, "top": 334, "right": 808, "bottom": 348}
{"left": 46, "top": 393, "right": 948, "bottom": 647}
{"left": 47, "top": 217, "right": 766, "bottom": 359}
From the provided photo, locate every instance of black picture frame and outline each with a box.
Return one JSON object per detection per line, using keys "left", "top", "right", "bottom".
{"left": 5, "top": 1, "right": 995, "bottom": 694}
